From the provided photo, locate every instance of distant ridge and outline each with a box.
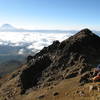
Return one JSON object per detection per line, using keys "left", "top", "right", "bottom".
{"left": 0, "top": 24, "right": 77, "bottom": 33}
{"left": 0, "top": 24, "right": 99, "bottom": 35}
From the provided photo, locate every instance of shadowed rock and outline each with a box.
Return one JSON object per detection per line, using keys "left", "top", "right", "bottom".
{"left": 20, "top": 54, "right": 52, "bottom": 93}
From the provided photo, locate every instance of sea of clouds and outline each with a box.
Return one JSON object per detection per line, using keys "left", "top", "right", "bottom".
{"left": 0, "top": 32, "right": 74, "bottom": 55}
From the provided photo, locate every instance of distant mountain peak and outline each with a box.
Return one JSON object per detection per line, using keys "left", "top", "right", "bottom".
{"left": 1, "top": 24, "right": 16, "bottom": 30}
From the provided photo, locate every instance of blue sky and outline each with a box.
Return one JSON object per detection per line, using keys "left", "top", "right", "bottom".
{"left": 0, "top": 0, "right": 100, "bottom": 30}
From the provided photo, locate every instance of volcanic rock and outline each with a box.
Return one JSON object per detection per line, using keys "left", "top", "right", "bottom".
{"left": 20, "top": 28, "right": 100, "bottom": 92}
{"left": 0, "top": 29, "right": 100, "bottom": 99}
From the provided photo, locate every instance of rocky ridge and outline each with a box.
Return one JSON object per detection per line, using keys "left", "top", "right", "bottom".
{"left": 0, "top": 29, "right": 100, "bottom": 100}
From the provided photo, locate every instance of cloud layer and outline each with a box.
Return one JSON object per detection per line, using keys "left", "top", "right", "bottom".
{"left": 0, "top": 32, "right": 73, "bottom": 54}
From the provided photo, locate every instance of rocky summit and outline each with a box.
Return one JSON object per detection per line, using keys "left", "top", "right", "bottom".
{"left": 0, "top": 29, "right": 100, "bottom": 100}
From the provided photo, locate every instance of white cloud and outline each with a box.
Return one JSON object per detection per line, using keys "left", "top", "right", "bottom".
{"left": 18, "top": 49, "right": 24, "bottom": 55}
{"left": 0, "top": 32, "right": 73, "bottom": 53}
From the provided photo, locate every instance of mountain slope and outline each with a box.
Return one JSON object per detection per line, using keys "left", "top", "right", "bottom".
{"left": 0, "top": 29, "right": 100, "bottom": 100}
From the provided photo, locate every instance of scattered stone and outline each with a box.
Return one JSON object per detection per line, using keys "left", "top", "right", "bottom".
{"left": 97, "top": 87, "right": 100, "bottom": 92}
{"left": 78, "top": 91, "right": 85, "bottom": 96}
{"left": 89, "top": 85, "right": 98, "bottom": 92}
{"left": 53, "top": 92, "right": 59, "bottom": 96}
{"left": 65, "top": 92, "right": 68, "bottom": 96}
{"left": 36, "top": 94, "right": 45, "bottom": 99}
{"left": 76, "top": 90, "right": 79, "bottom": 93}
{"left": 48, "top": 86, "right": 53, "bottom": 90}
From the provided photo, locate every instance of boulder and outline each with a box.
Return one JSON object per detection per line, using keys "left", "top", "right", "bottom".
{"left": 53, "top": 92, "right": 59, "bottom": 96}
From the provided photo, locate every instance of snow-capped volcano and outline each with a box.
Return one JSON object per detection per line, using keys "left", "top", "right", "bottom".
{"left": 1, "top": 24, "right": 16, "bottom": 29}
{"left": 0, "top": 24, "right": 17, "bottom": 31}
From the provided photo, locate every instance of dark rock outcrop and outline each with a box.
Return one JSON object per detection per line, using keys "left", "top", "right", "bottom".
{"left": 20, "top": 54, "right": 52, "bottom": 93}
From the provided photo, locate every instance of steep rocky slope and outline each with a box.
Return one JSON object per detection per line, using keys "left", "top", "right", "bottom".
{"left": 0, "top": 29, "right": 100, "bottom": 100}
